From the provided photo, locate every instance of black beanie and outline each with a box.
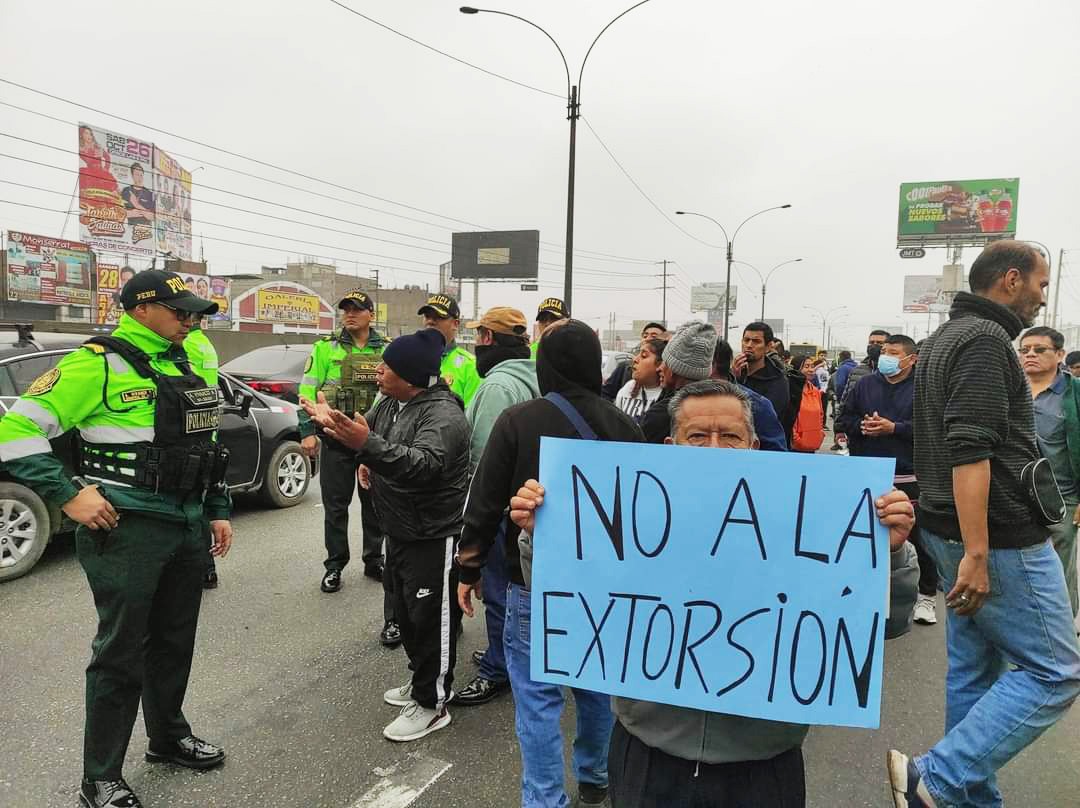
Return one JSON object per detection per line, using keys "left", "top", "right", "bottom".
{"left": 383, "top": 329, "right": 445, "bottom": 389}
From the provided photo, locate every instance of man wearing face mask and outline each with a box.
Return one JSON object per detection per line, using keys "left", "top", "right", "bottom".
{"left": 834, "top": 329, "right": 889, "bottom": 429}
{"left": 836, "top": 334, "right": 939, "bottom": 625}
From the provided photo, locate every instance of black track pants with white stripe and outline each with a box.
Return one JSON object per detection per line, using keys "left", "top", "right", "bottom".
{"left": 386, "top": 536, "right": 462, "bottom": 709}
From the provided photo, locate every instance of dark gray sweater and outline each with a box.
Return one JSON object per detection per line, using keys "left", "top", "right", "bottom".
{"left": 913, "top": 291, "right": 1046, "bottom": 547}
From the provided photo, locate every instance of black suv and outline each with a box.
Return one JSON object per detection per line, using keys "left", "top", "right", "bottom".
{"left": 0, "top": 326, "right": 318, "bottom": 582}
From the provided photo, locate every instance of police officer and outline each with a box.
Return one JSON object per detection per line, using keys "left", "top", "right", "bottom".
{"left": 418, "top": 294, "right": 480, "bottom": 405}
{"left": 0, "top": 270, "right": 231, "bottom": 808}
{"left": 530, "top": 297, "right": 568, "bottom": 358}
{"left": 183, "top": 313, "right": 222, "bottom": 589}
{"left": 298, "top": 290, "right": 396, "bottom": 631}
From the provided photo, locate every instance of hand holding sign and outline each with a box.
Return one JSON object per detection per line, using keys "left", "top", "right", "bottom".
{"left": 510, "top": 480, "right": 545, "bottom": 535}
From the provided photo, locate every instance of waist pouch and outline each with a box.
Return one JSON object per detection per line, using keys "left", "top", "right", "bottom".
{"left": 992, "top": 456, "right": 1066, "bottom": 527}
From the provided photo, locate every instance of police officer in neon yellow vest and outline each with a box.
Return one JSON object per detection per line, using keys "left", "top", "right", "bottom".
{"left": 530, "top": 297, "right": 568, "bottom": 359}
{"left": 183, "top": 315, "right": 223, "bottom": 589}
{"left": 0, "top": 270, "right": 231, "bottom": 808}
{"left": 418, "top": 294, "right": 480, "bottom": 405}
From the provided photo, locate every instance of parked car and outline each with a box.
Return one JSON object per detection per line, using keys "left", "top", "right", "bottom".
{"left": 0, "top": 328, "right": 317, "bottom": 582}
{"left": 220, "top": 343, "right": 313, "bottom": 404}
{"left": 601, "top": 350, "right": 632, "bottom": 382}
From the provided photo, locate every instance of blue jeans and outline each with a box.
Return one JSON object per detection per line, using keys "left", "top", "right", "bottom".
{"left": 478, "top": 529, "right": 508, "bottom": 683}
{"left": 504, "top": 583, "right": 614, "bottom": 808}
{"left": 916, "top": 531, "right": 1080, "bottom": 807}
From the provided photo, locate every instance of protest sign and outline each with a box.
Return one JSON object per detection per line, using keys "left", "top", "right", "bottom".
{"left": 531, "top": 438, "right": 896, "bottom": 729}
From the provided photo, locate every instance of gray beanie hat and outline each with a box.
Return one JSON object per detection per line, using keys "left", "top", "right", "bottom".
{"left": 663, "top": 320, "right": 717, "bottom": 381}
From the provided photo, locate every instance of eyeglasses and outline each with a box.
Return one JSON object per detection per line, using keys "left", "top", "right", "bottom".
{"left": 155, "top": 302, "right": 199, "bottom": 323}
{"left": 1018, "top": 346, "right": 1053, "bottom": 355}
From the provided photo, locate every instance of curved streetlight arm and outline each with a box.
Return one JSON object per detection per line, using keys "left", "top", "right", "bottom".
{"left": 461, "top": 7, "right": 571, "bottom": 97}
{"left": 764, "top": 257, "right": 803, "bottom": 285}
{"left": 731, "top": 204, "right": 793, "bottom": 248}
{"left": 578, "top": 0, "right": 655, "bottom": 99}
{"left": 674, "top": 210, "right": 731, "bottom": 245}
{"left": 732, "top": 260, "right": 763, "bottom": 285}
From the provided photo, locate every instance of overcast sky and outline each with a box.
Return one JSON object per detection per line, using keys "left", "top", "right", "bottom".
{"left": 1, "top": 0, "right": 1078, "bottom": 348}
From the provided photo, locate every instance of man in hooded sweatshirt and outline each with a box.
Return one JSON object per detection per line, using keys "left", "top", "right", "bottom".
{"left": 456, "top": 319, "right": 643, "bottom": 808}
{"left": 456, "top": 306, "right": 540, "bottom": 707}
{"left": 302, "top": 328, "right": 470, "bottom": 744}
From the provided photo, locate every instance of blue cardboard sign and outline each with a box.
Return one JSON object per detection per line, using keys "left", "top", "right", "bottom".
{"left": 531, "top": 437, "right": 896, "bottom": 729}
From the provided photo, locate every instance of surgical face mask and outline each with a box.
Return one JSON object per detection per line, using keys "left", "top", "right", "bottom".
{"left": 877, "top": 354, "right": 902, "bottom": 377}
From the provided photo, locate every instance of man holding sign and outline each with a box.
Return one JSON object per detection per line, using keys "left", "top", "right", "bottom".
{"left": 510, "top": 379, "right": 919, "bottom": 807}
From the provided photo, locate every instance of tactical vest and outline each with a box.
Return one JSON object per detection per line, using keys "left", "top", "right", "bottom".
{"left": 322, "top": 344, "right": 381, "bottom": 416}
{"left": 79, "top": 336, "right": 229, "bottom": 493}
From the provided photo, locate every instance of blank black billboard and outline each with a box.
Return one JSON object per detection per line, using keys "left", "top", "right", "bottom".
{"left": 451, "top": 230, "right": 539, "bottom": 280}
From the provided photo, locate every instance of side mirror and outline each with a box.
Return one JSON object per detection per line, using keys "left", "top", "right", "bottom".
{"left": 227, "top": 390, "right": 254, "bottom": 419}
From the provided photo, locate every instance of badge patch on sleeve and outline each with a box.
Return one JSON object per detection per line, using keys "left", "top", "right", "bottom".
{"left": 27, "top": 368, "right": 60, "bottom": 396}
{"left": 304, "top": 356, "right": 313, "bottom": 373}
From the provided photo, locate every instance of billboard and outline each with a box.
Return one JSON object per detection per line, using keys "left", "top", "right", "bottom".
{"left": 78, "top": 124, "right": 157, "bottom": 258}
{"left": 902, "top": 275, "right": 949, "bottom": 313}
{"left": 451, "top": 230, "right": 539, "bottom": 280}
{"left": 153, "top": 147, "right": 193, "bottom": 260}
{"left": 691, "top": 283, "right": 737, "bottom": 312}
{"left": 96, "top": 267, "right": 229, "bottom": 324}
{"left": 898, "top": 179, "right": 1019, "bottom": 246}
{"left": 6, "top": 231, "right": 93, "bottom": 306}
{"left": 256, "top": 289, "right": 320, "bottom": 325}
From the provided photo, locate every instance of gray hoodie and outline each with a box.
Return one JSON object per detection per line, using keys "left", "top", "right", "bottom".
{"left": 465, "top": 358, "right": 540, "bottom": 475}
{"left": 613, "top": 541, "right": 920, "bottom": 764}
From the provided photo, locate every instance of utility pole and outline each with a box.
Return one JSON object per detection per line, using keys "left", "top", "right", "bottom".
{"left": 473, "top": 278, "right": 480, "bottom": 321}
{"left": 655, "top": 259, "right": 670, "bottom": 323}
{"left": 1052, "top": 247, "right": 1064, "bottom": 329}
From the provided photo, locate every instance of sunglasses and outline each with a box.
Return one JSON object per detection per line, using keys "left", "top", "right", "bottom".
{"left": 1017, "top": 346, "right": 1053, "bottom": 355}
{"left": 155, "top": 302, "right": 199, "bottom": 323}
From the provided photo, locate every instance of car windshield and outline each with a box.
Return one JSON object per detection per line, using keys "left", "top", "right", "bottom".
{"left": 221, "top": 346, "right": 308, "bottom": 378}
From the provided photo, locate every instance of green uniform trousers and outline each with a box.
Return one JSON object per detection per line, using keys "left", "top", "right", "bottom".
{"left": 76, "top": 503, "right": 208, "bottom": 780}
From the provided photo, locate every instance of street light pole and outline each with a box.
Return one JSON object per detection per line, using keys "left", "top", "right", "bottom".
{"left": 803, "top": 305, "right": 847, "bottom": 349}
{"left": 734, "top": 257, "right": 803, "bottom": 321}
{"left": 461, "top": 2, "right": 653, "bottom": 313}
{"left": 675, "top": 206, "right": 792, "bottom": 339}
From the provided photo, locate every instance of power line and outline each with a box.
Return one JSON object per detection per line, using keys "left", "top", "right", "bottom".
{"left": 580, "top": 116, "right": 727, "bottom": 250}
{"left": 0, "top": 151, "right": 655, "bottom": 281}
{"left": 324, "top": 0, "right": 563, "bottom": 100}
{"left": 0, "top": 84, "right": 657, "bottom": 265}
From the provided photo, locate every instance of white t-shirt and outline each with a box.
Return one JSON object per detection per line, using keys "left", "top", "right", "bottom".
{"left": 614, "top": 379, "right": 663, "bottom": 423}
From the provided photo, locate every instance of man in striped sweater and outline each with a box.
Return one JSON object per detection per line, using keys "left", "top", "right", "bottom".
{"left": 888, "top": 241, "right": 1080, "bottom": 808}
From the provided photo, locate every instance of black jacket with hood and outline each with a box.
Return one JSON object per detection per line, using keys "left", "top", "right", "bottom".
{"left": 457, "top": 320, "right": 644, "bottom": 586}
{"left": 359, "top": 381, "right": 471, "bottom": 542}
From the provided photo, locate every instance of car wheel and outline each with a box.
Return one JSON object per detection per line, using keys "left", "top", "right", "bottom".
{"left": 0, "top": 482, "right": 52, "bottom": 582}
{"left": 261, "top": 441, "right": 311, "bottom": 508}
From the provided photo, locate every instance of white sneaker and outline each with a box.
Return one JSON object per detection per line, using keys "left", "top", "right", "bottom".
{"left": 384, "top": 683, "right": 414, "bottom": 707}
{"left": 913, "top": 595, "right": 937, "bottom": 625}
{"left": 383, "top": 703, "right": 451, "bottom": 742}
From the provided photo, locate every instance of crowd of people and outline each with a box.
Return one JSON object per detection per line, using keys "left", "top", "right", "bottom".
{"left": 4, "top": 239, "right": 1079, "bottom": 807}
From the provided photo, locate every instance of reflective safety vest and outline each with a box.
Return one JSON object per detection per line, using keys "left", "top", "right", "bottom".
{"left": 441, "top": 344, "right": 480, "bottom": 406}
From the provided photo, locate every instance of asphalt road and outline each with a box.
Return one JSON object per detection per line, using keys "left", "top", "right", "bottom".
{"left": 2, "top": 479, "right": 1078, "bottom": 808}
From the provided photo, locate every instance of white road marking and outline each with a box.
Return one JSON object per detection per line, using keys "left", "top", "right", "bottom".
{"left": 350, "top": 754, "right": 452, "bottom": 808}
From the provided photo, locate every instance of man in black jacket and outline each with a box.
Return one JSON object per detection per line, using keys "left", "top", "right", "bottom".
{"left": 457, "top": 320, "right": 643, "bottom": 808}
{"left": 304, "top": 329, "right": 471, "bottom": 744}
{"left": 734, "top": 321, "right": 798, "bottom": 440}
{"left": 888, "top": 241, "right": 1080, "bottom": 808}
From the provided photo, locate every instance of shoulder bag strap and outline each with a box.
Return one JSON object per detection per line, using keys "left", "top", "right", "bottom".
{"left": 544, "top": 392, "right": 598, "bottom": 441}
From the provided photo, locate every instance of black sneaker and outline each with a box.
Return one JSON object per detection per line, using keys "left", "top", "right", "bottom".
{"left": 146, "top": 735, "right": 225, "bottom": 770}
{"left": 80, "top": 779, "right": 143, "bottom": 808}
{"left": 203, "top": 570, "right": 219, "bottom": 589}
{"left": 380, "top": 620, "right": 402, "bottom": 648}
{"left": 363, "top": 563, "right": 384, "bottom": 581}
{"left": 578, "top": 782, "right": 608, "bottom": 805}
{"left": 887, "top": 750, "right": 937, "bottom": 807}
{"left": 455, "top": 675, "right": 509, "bottom": 706}
{"left": 471, "top": 649, "right": 485, "bottom": 666}
{"left": 321, "top": 569, "right": 342, "bottom": 593}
